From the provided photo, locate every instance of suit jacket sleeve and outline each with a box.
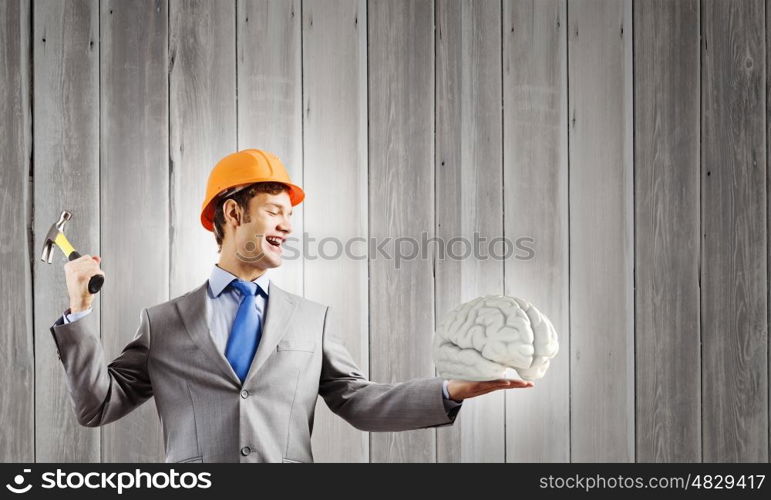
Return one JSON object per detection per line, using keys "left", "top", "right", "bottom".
{"left": 49, "top": 308, "right": 153, "bottom": 427}
{"left": 318, "top": 306, "right": 461, "bottom": 432}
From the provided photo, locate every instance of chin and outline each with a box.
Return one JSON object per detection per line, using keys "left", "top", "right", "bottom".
{"left": 259, "top": 250, "right": 281, "bottom": 269}
{"left": 262, "top": 258, "right": 281, "bottom": 269}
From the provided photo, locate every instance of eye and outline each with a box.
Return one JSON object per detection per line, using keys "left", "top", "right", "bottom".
{"left": 267, "top": 210, "right": 278, "bottom": 216}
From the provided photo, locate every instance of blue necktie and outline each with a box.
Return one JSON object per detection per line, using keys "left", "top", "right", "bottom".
{"left": 225, "top": 280, "right": 263, "bottom": 383}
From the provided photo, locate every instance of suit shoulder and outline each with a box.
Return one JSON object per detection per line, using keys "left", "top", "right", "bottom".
{"left": 284, "top": 291, "right": 328, "bottom": 314}
{"left": 145, "top": 282, "right": 207, "bottom": 322}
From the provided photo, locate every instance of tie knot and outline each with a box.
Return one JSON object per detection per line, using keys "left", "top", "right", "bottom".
{"left": 230, "top": 279, "right": 258, "bottom": 297}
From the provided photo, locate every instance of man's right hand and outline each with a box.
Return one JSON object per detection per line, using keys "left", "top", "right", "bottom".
{"left": 64, "top": 254, "right": 104, "bottom": 312}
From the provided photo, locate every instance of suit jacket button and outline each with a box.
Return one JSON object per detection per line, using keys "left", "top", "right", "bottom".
{"left": 240, "top": 390, "right": 249, "bottom": 399}
{"left": 241, "top": 446, "right": 251, "bottom": 456}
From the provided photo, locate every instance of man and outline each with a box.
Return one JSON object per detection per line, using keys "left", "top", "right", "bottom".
{"left": 50, "top": 149, "right": 533, "bottom": 463}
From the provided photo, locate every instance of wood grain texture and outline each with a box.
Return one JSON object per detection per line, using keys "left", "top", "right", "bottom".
{"left": 0, "top": 0, "right": 33, "bottom": 463}
{"left": 435, "top": 0, "right": 505, "bottom": 463}
{"left": 633, "top": 0, "right": 701, "bottom": 463}
{"left": 568, "top": 0, "right": 634, "bottom": 462}
{"left": 169, "top": 0, "right": 236, "bottom": 298}
{"left": 6, "top": 0, "right": 771, "bottom": 464}
{"left": 302, "top": 0, "right": 369, "bottom": 463}
{"left": 237, "top": 0, "right": 303, "bottom": 295}
{"left": 368, "top": 0, "right": 436, "bottom": 463}
{"left": 100, "top": 0, "right": 167, "bottom": 462}
{"left": 503, "top": 0, "right": 569, "bottom": 463}
{"left": 33, "top": 0, "right": 100, "bottom": 462}
{"left": 701, "top": 0, "right": 768, "bottom": 462}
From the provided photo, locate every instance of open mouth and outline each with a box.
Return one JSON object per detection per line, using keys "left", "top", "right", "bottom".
{"left": 265, "top": 235, "right": 282, "bottom": 253}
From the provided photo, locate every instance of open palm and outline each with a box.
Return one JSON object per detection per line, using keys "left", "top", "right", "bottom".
{"left": 447, "top": 379, "right": 534, "bottom": 402}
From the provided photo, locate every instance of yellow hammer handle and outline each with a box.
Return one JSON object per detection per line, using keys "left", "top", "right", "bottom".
{"left": 54, "top": 232, "right": 76, "bottom": 258}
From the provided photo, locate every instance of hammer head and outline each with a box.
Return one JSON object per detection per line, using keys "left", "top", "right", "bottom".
{"left": 41, "top": 210, "right": 73, "bottom": 263}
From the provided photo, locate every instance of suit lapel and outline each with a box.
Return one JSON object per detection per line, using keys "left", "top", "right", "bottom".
{"left": 176, "top": 279, "right": 298, "bottom": 388}
{"left": 243, "top": 281, "right": 297, "bottom": 385}
{"left": 176, "top": 282, "right": 242, "bottom": 388}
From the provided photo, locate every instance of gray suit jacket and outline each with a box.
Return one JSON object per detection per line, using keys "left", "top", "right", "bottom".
{"left": 49, "top": 281, "right": 459, "bottom": 463}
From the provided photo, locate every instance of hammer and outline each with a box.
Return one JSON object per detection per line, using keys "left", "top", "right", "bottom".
{"left": 41, "top": 210, "right": 104, "bottom": 294}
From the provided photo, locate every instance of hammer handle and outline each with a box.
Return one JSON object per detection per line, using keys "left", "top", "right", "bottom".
{"left": 68, "top": 251, "right": 105, "bottom": 294}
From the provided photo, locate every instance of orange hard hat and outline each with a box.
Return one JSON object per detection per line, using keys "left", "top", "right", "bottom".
{"left": 200, "top": 149, "right": 305, "bottom": 232}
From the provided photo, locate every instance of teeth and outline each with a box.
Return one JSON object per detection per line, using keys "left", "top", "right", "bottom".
{"left": 266, "top": 236, "right": 280, "bottom": 245}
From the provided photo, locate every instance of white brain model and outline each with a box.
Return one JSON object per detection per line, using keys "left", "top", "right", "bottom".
{"left": 433, "top": 295, "right": 559, "bottom": 381}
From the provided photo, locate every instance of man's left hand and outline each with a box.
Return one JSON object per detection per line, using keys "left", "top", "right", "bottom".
{"left": 447, "top": 379, "right": 534, "bottom": 402}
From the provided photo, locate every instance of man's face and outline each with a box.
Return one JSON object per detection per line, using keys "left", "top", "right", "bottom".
{"left": 231, "top": 191, "right": 293, "bottom": 270}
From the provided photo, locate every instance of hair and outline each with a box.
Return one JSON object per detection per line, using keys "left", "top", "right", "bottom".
{"left": 212, "top": 181, "right": 289, "bottom": 250}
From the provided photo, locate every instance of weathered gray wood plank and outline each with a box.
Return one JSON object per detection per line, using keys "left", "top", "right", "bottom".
{"left": 701, "top": 0, "right": 768, "bottom": 462}
{"left": 169, "top": 0, "right": 236, "bottom": 298}
{"left": 33, "top": 0, "right": 100, "bottom": 462}
{"left": 503, "top": 0, "right": 569, "bottom": 463}
{"left": 100, "top": 0, "right": 167, "bottom": 462}
{"left": 435, "top": 0, "right": 505, "bottom": 463}
{"left": 0, "top": 0, "right": 33, "bottom": 463}
{"left": 634, "top": 0, "right": 701, "bottom": 463}
{"left": 302, "top": 0, "right": 369, "bottom": 463}
{"left": 767, "top": 0, "right": 771, "bottom": 466}
{"left": 368, "top": 0, "right": 436, "bottom": 463}
{"left": 237, "top": 0, "right": 303, "bottom": 295}
{"left": 568, "top": 0, "right": 634, "bottom": 462}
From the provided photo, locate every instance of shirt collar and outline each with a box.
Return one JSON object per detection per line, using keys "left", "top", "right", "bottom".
{"left": 208, "top": 265, "right": 270, "bottom": 298}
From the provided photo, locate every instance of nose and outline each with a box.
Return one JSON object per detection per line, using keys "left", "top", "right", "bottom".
{"left": 277, "top": 214, "right": 292, "bottom": 235}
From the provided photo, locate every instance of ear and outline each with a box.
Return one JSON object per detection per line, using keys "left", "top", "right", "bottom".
{"left": 222, "top": 199, "right": 243, "bottom": 228}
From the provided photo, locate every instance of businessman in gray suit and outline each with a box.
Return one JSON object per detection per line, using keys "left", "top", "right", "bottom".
{"left": 50, "top": 150, "right": 533, "bottom": 463}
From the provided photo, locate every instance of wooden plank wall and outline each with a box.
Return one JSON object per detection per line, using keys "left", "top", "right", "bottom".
{"left": 368, "top": 0, "right": 436, "bottom": 463}
{"left": 503, "top": 0, "right": 569, "bottom": 463}
{"left": 768, "top": 0, "right": 771, "bottom": 466}
{"left": 33, "top": 0, "right": 100, "bottom": 462}
{"left": 634, "top": 0, "right": 701, "bottom": 462}
{"left": 100, "top": 0, "right": 168, "bottom": 462}
{"left": 0, "top": 0, "right": 768, "bottom": 463}
{"left": 0, "top": 0, "right": 33, "bottom": 463}
{"left": 303, "top": 0, "right": 369, "bottom": 463}
{"left": 435, "top": 0, "right": 505, "bottom": 463}
{"left": 568, "top": 0, "right": 634, "bottom": 462}
{"left": 701, "top": 0, "right": 767, "bottom": 462}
